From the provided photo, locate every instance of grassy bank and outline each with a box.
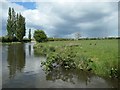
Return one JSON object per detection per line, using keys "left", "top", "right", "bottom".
{"left": 34, "top": 39, "right": 119, "bottom": 78}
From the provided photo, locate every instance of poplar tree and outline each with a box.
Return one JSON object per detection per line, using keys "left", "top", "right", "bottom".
{"left": 11, "top": 8, "right": 16, "bottom": 37}
{"left": 16, "top": 14, "right": 26, "bottom": 41}
{"left": 15, "top": 13, "right": 19, "bottom": 37}
{"left": 7, "top": 7, "right": 12, "bottom": 39}
{"left": 7, "top": 7, "right": 26, "bottom": 41}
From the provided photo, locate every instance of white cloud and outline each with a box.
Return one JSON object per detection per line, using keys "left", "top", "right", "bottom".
{"left": 1, "top": 0, "right": 118, "bottom": 38}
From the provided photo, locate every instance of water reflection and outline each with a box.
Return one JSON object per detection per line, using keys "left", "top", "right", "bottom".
{"left": 28, "top": 44, "right": 31, "bottom": 56}
{"left": 46, "top": 67, "right": 91, "bottom": 85}
{"left": 7, "top": 43, "right": 25, "bottom": 79}
{"left": 45, "top": 67, "right": 118, "bottom": 88}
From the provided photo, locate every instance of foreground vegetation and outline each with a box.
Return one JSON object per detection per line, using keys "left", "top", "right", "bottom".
{"left": 34, "top": 39, "right": 119, "bottom": 78}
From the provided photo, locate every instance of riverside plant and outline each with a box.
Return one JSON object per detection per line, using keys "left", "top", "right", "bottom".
{"left": 41, "top": 48, "right": 77, "bottom": 72}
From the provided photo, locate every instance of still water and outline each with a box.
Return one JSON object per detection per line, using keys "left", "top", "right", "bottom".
{"left": 2, "top": 42, "right": 118, "bottom": 88}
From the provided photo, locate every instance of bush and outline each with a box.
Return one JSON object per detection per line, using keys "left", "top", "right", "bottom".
{"left": 34, "top": 30, "right": 47, "bottom": 42}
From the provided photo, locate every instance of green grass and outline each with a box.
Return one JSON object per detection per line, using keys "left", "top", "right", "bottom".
{"left": 34, "top": 39, "right": 119, "bottom": 78}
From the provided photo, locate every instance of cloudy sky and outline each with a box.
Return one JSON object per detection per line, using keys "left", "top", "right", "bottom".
{"left": 1, "top": 0, "right": 119, "bottom": 38}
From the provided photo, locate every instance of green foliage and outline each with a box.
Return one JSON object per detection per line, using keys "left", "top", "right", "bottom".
{"left": 11, "top": 8, "right": 16, "bottom": 37}
{"left": 7, "top": 7, "right": 13, "bottom": 39}
{"left": 34, "top": 30, "right": 47, "bottom": 42}
{"left": 1, "top": 36, "right": 18, "bottom": 42}
{"left": 41, "top": 50, "right": 76, "bottom": 72}
{"left": 16, "top": 14, "right": 26, "bottom": 41}
{"left": 0, "top": 36, "right": 31, "bottom": 43}
{"left": 6, "top": 7, "right": 26, "bottom": 42}
{"left": 7, "top": 8, "right": 17, "bottom": 39}
{"left": 49, "top": 46, "right": 56, "bottom": 52}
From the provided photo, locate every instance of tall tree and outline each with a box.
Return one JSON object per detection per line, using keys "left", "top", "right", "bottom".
{"left": 28, "top": 29, "right": 31, "bottom": 41}
{"left": 16, "top": 14, "right": 26, "bottom": 41}
{"left": 11, "top": 8, "right": 16, "bottom": 37}
{"left": 7, "top": 7, "right": 12, "bottom": 39}
{"left": 7, "top": 7, "right": 16, "bottom": 39}
{"left": 15, "top": 13, "right": 19, "bottom": 37}
{"left": 7, "top": 7, "right": 26, "bottom": 42}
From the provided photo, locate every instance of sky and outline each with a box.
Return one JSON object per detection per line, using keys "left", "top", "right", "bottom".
{"left": 1, "top": 0, "right": 119, "bottom": 38}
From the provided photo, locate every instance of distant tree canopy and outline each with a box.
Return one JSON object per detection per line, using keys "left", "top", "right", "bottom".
{"left": 6, "top": 7, "right": 26, "bottom": 41}
{"left": 34, "top": 30, "right": 47, "bottom": 42}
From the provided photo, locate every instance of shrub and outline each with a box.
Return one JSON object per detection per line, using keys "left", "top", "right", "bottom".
{"left": 34, "top": 30, "right": 47, "bottom": 42}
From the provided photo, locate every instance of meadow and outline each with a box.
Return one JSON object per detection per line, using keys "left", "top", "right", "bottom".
{"left": 34, "top": 39, "right": 119, "bottom": 78}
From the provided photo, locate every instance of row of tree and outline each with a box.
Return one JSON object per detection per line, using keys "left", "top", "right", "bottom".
{"left": 7, "top": 7, "right": 26, "bottom": 41}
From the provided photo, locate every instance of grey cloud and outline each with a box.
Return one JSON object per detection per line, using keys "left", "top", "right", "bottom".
{"left": 45, "top": 3, "right": 117, "bottom": 37}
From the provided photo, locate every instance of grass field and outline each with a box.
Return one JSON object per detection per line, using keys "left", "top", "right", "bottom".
{"left": 34, "top": 39, "right": 119, "bottom": 78}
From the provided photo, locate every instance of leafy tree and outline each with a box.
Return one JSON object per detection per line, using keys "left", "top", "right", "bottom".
{"left": 16, "top": 14, "right": 26, "bottom": 41}
{"left": 11, "top": 8, "right": 16, "bottom": 37}
{"left": 15, "top": 13, "right": 19, "bottom": 37}
{"left": 6, "top": 7, "right": 26, "bottom": 42}
{"left": 28, "top": 29, "right": 31, "bottom": 41}
{"left": 34, "top": 30, "right": 47, "bottom": 42}
{"left": 7, "top": 7, "right": 12, "bottom": 39}
{"left": 7, "top": 7, "right": 16, "bottom": 40}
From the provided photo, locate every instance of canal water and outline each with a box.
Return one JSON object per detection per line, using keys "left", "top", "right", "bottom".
{"left": 1, "top": 42, "right": 118, "bottom": 88}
